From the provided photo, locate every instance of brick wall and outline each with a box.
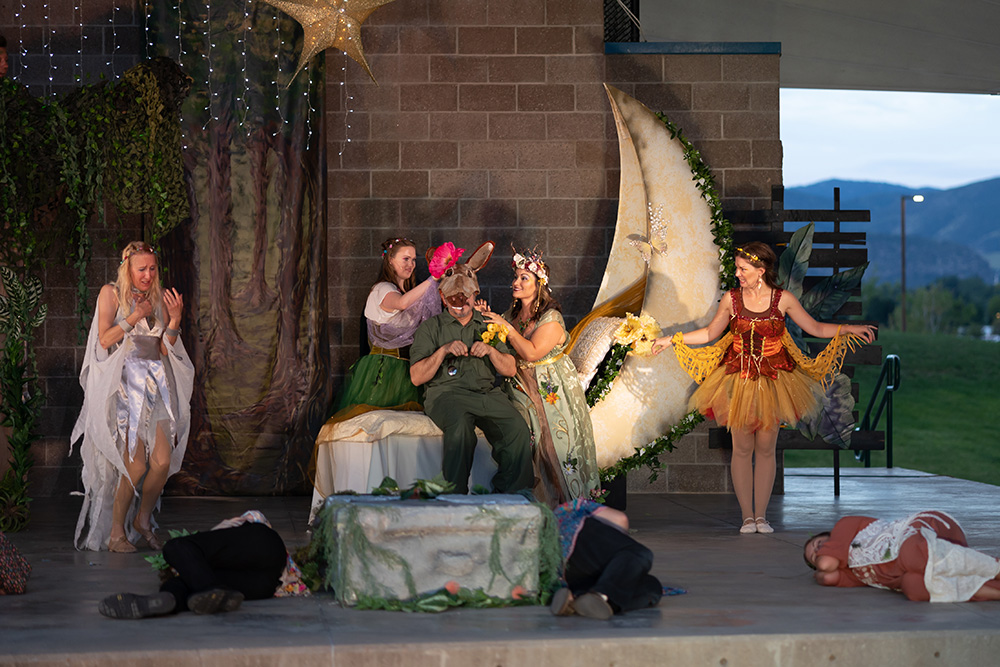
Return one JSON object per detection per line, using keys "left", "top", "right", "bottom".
{"left": 327, "top": 1, "right": 782, "bottom": 493}
{"left": 4, "top": 0, "right": 781, "bottom": 496}
{"left": 0, "top": 0, "right": 143, "bottom": 96}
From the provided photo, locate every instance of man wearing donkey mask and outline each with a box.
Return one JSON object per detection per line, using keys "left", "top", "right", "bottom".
{"left": 410, "top": 241, "right": 533, "bottom": 495}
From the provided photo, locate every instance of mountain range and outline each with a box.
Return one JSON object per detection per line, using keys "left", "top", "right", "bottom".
{"left": 783, "top": 178, "right": 1000, "bottom": 287}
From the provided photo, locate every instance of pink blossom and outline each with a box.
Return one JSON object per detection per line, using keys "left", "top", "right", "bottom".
{"left": 429, "top": 242, "right": 465, "bottom": 279}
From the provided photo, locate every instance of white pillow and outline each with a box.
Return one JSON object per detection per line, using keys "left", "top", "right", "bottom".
{"left": 568, "top": 317, "right": 624, "bottom": 389}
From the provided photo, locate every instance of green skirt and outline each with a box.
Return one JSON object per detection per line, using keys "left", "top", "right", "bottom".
{"left": 334, "top": 353, "right": 422, "bottom": 415}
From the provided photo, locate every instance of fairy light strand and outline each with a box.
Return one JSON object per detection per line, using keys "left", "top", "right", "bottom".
{"left": 44, "top": 1, "right": 56, "bottom": 95}
{"left": 240, "top": 0, "right": 251, "bottom": 131}
{"left": 339, "top": 53, "right": 353, "bottom": 157}
{"left": 273, "top": 10, "right": 286, "bottom": 138}
{"left": 304, "top": 61, "right": 312, "bottom": 143}
{"left": 144, "top": 0, "right": 154, "bottom": 60}
{"left": 16, "top": 2, "right": 25, "bottom": 79}
{"left": 178, "top": 1, "right": 188, "bottom": 151}
{"left": 203, "top": 1, "right": 215, "bottom": 129}
{"left": 76, "top": 0, "right": 84, "bottom": 84}
{"left": 108, "top": 2, "right": 115, "bottom": 77}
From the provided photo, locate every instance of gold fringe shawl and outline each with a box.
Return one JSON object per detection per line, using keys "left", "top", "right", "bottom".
{"left": 672, "top": 327, "right": 866, "bottom": 388}
{"left": 780, "top": 327, "right": 866, "bottom": 389}
{"left": 671, "top": 331, "right": 733, "bottom": 385}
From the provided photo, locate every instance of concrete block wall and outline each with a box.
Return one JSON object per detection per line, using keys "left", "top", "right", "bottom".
{"left": 4, "top": 0, "right": 781, "bottom": 496}
{"left": 0, "top": 0, "right": 143, "bottom": 96}
{"left": 327, "top": 1, "right": 782, "bottom": 494}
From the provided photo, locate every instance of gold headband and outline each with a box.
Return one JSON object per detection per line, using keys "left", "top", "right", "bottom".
{"left": 736, "top": 247, "right": 762, "bottom": 264}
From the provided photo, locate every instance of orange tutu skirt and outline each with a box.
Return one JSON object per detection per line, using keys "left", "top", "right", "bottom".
{"left": 689, "top": 365, "right": 824, "bottom": 433}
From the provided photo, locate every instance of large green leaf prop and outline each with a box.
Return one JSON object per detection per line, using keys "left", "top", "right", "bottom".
{"left": 776, "top": 224, "right": 869, "bottom": 446}
{"left": 795, "top": 373, "right": 856, "bottom": 448}
{"left": 777, "top": 223, "right": 814, "bottom": 298}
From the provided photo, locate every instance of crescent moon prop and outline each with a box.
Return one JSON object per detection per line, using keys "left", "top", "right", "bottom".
{"left": 588, "top": 85, "right": 722, "bottom": 468}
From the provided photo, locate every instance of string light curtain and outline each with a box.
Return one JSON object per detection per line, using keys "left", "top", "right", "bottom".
{"left": 146, "top": 0, "right": 330, "bottom": 495}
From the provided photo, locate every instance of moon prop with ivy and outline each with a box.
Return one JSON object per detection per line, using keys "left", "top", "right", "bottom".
{"left": 586, "top": 85, "right": 724, "bottom": 470}
{"left": 261, "top": 0, "right": 398, "bottom": 83}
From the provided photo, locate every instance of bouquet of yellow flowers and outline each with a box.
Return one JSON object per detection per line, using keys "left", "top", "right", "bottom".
{"left": 480, "top": 322, "right": 509, "bottom": 347}
{"left": 613, "top": 312, "right": 661, "bottom": 355}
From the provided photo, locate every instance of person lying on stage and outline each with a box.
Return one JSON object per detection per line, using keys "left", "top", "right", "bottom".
{"left": 804, "top": 511, "right": 1000, "bottom": 602}
{"left": 98, "top": 511, "right": 308, "bottom": 619}
{"left": 549, "top": 499, "right": 663, "bottom": 619}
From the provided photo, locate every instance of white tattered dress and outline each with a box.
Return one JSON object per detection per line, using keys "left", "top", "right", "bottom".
{"left": 70, "top": 290, "right": 195, "bottom": 551}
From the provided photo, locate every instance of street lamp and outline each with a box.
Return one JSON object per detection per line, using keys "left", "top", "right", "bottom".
{"left": 899, "top": 194, "right": 924, "bottom": 332}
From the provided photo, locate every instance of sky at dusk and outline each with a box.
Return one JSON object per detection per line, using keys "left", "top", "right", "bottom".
{"left": 780, "top": 89, "right": 1000, "bottom": 189}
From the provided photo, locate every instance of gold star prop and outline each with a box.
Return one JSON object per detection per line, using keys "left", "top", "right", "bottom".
{"left": 261, "top": 0, "right": 397, "bottom": 84}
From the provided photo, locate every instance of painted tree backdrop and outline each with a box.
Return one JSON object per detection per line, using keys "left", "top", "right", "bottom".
{"left": 151, "top": 1, "right": 329, "bottom": 495}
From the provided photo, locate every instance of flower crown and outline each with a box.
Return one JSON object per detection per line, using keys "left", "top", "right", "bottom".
{"left": 512, "top": 247, "right": 548, "bottom": 285}
{"left": 121, "top": 243, "right": 157, "bottom": 265}
{"left": 736, "top": 247, "right": 762, "bottom": 264}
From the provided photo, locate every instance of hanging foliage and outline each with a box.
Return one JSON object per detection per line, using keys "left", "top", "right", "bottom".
{"left": 0, "top": 268, "right": 48, "bottom": 531}
{"left": 0, "top": 58, "right": 190, "bottom": 340}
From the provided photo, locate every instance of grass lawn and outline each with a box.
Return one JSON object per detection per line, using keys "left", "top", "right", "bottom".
{"left": 782, "top": 330, "right": 1000, "bottom": 486}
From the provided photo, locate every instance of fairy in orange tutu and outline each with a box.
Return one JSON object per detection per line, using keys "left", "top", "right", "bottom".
{"left": 651, "top": 242, "right": 876, "bottom": 535}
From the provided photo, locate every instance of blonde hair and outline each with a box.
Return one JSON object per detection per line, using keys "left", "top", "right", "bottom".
{"left": 115, "top": 241, "right": 162, "bottom": 324}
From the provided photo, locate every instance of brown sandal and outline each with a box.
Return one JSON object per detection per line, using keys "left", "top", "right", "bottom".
{"left": 108, "top": 535, "right": 137, "bottom": 553}
{"left": 132, "top": 521, "right": 164, "bottom": 551}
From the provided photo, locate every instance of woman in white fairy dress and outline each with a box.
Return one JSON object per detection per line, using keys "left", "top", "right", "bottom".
{"left": 71, "top": 241, "right": 194, "bottom": 552}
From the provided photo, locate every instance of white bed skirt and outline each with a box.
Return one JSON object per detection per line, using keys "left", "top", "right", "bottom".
{"left": 310, "top": 410, "right": 498, "bottom": 521}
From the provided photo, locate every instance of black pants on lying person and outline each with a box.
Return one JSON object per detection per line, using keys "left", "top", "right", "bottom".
{"left": 563, "top": 517, "right": 663, "bottom": 614}
{"left": 99, "top": 522, "right": 287, "bottom": 618}
{"left": 550, "top": 501, "right": 663, "bottom": 620}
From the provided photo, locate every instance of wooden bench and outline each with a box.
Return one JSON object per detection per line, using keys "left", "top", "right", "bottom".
{"left": 708, "top": 427, "right": 885, "bottom": 496}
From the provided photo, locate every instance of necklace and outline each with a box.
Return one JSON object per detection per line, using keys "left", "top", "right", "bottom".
{"left": 519, "top": 319, "right": 530, "bottom": 333}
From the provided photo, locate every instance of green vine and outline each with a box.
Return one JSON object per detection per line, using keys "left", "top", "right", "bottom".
{"left": 585, "top": 343, "right": 631, "bottom": 406}
{"left": 0, "top": 267, "right": 48, "bottom": 531}
{"left": 589, "top": 112, "right": 733, "bottom": 482}
{"left": 354, "top": 584, "right": 544, "bottom": 613}
{"left": 0, "top": 58, "right": 190, "bottom": 343}
{"left": 599, "top": 410, "right": 704, "bottom": 483}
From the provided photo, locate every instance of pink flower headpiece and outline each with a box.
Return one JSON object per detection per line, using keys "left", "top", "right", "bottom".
{"left": 512, "top": 247, "right": 548, "bottom": 285}
{"left": 429, "top": 242, "right": 465, "bottom": 279}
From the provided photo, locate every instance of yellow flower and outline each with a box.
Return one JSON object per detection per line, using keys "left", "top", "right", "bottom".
{"left": 614, "top": 312, "right": 661, "bottom": 355}
{"left": 491, "top": 322, "right": 508, "bottom": 343}
{"left": 544, "top": 391, "right": 559, "bottom": 405}
{"left": 613, "top": 313, "right": 643, "bottom": 345}
{"left": 482, "top": 323, "right": 508, "bottom": 347}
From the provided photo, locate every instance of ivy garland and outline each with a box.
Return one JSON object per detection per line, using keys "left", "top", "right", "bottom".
{"left": 584, "top": 343, "right": 631, "bottom": 406}
{"left": 0, "top": 58, "right": 190, "bottom": 342}
{"left": 654, "top": 110, "right": 736, "bottom": 290}
{"left": 590, "top": 112, "right": 735, "bottom": 482}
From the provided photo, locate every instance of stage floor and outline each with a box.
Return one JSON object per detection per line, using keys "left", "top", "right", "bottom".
{"left": 2, "top": 468, "right": 999, "bottom": 666}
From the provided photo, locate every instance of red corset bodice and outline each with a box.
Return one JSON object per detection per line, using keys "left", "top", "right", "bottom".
{"left": 721, "top": 287, "right": 796, "bottom": 380}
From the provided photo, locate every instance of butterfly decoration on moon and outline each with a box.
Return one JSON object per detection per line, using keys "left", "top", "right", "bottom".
{"left": 627, "top": 203, "right": 669, "bottom": 264}
{"left": 260, "top": 0, "right": 398, "bottom": 84}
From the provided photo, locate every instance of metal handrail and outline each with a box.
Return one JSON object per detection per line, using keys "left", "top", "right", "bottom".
{"left": 856, "top": 354, "right": 900, "bottom": 468}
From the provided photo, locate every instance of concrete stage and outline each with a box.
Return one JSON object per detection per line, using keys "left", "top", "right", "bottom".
{"left": 2, "top": 468, "right": 999, "bottom": 666}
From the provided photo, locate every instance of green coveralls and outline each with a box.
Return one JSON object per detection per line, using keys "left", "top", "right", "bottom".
{"left": 410, "top": 310, "right": 533, "bottom": 494}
